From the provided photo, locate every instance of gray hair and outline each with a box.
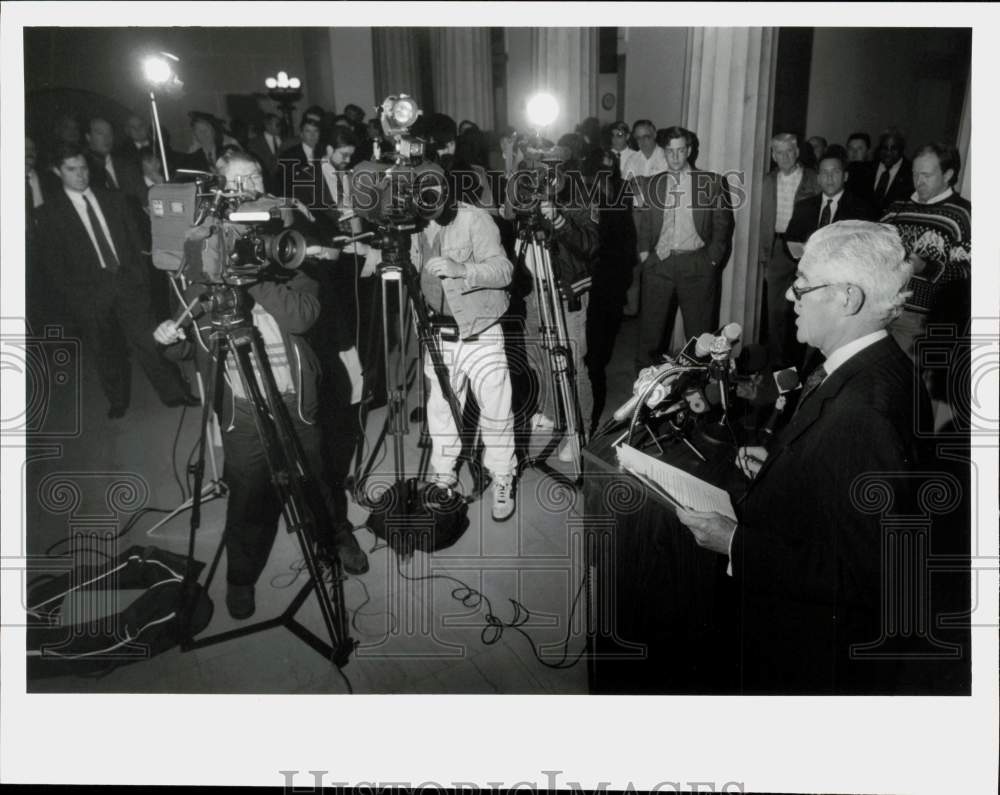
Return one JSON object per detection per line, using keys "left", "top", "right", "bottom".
{"left": 214, "top": 147, "right": 260, "bottom": 175}
{"left": 800, "top": 221, "right": 913, "bottom": 324}
{"left": 770, "top": 132, "right": 798, "bottom": 147}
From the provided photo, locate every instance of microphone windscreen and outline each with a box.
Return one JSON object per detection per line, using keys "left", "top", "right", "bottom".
{"left": 695, "top": 332, "right": 716, "bottom": 358}
{"left": 721, "top": 322, "right": 742, "bottom": 342}
{"left": 775, "top": 367, "right": 801, "bottom": 392}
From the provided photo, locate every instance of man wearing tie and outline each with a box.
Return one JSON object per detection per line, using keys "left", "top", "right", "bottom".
{"left": 84, "top": 117, "right": 146, "bottom": 213}
{"left": 785, "top": 147, "right": 877, "bottom": 248}
{"left": 677, "top": 221, "right": 934, "bottom": 694}
{"left": 35, "top": 144, "right": 195, "bottom": 418}
{"left": 247, "top": 113, "right": 283, "bottom": 193}
{"left": 871, "top": 130, "right": 914, "bottom": 214}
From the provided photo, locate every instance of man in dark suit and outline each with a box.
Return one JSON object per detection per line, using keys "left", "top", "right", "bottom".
{"left": 678, "top": 220, "right": 932, "bottom": 694}
{"left": 759, "top": 132, "right": 821, "bottom": 368}
{"left": 35, "top": 144, "right": 195, "bottom": 418}
{"left": 635, "top": 126, "right": 735, "bottom": 369}
{"left": 279, "top": 117, "right": 328, "bottom": 211}
{"left": 785, "top": 147, "right": 877, "bottom": 246}
{"left": 845, "top": 131, "right": 876, "bottom": 201}
{"left": 246, "top": 113, "right": 284, "bottom": 194}
{"left": 84, "top": 117, "right": 147, "bottom": 213}
{"left": 115, "top": 114, "right": 153, "bottom": 164}
{"left": 871, "top": 130, "right": 914, "bottom": 214}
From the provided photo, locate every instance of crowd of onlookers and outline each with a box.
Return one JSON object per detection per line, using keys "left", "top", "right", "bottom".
{"left": 24, "top": 99, "right": 971, "bottom": 435}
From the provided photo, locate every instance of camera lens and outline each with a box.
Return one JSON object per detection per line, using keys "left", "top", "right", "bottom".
{"left": 266, "top": 229, "right": 307, "bottom": 270}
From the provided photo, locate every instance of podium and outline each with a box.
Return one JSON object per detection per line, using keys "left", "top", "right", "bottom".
{"left": 581, "top": 427, "right": 745, "bottom": 694}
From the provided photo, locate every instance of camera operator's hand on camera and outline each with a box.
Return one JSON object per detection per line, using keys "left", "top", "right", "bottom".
{"left": 540, "top": 200, "right": 561, "bottom": 224}
{"left": 425, "top": 256, "right": 467, "bottom": 279}
{"left": 153, "top": 320, "right": 185, "bottom": 346}
{"left": 306, "top": 245, "right": 340, "bottom": 261}
{"left": 361, "top": 246, "right": 381, "bottom": 278}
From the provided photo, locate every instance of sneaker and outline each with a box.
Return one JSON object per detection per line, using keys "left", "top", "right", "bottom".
{"left": 332, "top": 526, "right": 369, "bottom": 576}
{"left": 226, "top": 583, "right": 255, "bottom": 620}
{"left": 491, "top": 474, "right": 516, "bottom": 522}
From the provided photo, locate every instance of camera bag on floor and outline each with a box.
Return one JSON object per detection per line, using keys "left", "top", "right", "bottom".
{"left": 365, "top": 478, "right": 470, "bottom": 557}
{"left": 26, "top": 545, "right": 212, "bottom": 679}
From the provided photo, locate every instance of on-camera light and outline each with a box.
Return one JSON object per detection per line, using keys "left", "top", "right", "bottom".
{"left": 526, "top": 93, "right": 559, "bottom": 129}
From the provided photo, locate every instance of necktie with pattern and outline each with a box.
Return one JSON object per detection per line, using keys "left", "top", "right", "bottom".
{"left": 818, "top": 198, "right": 832, "bottom": 228}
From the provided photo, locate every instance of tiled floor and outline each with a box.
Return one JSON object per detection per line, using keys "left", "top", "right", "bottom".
{"left": 22, "top": 311, "right": 639, "bottom": 694}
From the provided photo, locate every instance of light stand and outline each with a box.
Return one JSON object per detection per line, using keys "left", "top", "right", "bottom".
{"left": 141, "top": 52, "right": 182, "bottom": 181}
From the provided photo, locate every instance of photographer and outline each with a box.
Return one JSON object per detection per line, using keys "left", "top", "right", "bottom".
{"left": 514, "top": 151, "right": 599, "bottom": 458}
{"left": 153, "top": 150, "right": 368, "bottom": 621}
{"left": 403, "top": 167, "right": 519, "bottom": 522}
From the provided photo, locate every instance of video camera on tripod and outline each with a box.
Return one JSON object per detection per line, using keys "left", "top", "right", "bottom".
{"left": 349, "top": 94, "right": 447, "bottom": 234}
{"left": 149, "top": 171, "right": 308, "bottom": 285}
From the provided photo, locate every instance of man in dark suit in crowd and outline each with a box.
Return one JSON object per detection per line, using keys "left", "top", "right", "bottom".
{"left": 35, "top": 143, "right": 195, "bottom": 419}
{"left": 84, "top": 117, "right": 147, "bottom": 214}
{"left": 845, "top": 131, "right": 876, "bottom": 201}
{"left": 759, "top": 132, "right": 820, "bottom": 367}
{"left": 280, "top": 117, "right": 327, "bottom": 211}
{"left": 246, "top": 113, "right": 284, "bottom": 194}
{"left": 785, "top": 146, "right": 877, "bottom": 247}
{"left": 635, "top": 126, "right": 734, "bottom": 369}
{"left": 678, "top": 220, "right": 932, "bottom": 694}
{"left": 115, "top": 114, "right": 153, "bottom": 165}
{"left": 871, "top": 130, "right": 914, "bottom": 214}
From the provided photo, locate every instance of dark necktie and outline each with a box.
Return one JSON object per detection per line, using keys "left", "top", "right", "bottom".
{"left": 874, "top": 169, "right": 891, "bottom": 204}
{"left": 796, "top": 364, "right": 827, "bottom": 413}
{"left": 818, "top": 198, "right": 832, "bottom": 228}
{"left": 83, "top": 195, "right": 120, "bottom": 272}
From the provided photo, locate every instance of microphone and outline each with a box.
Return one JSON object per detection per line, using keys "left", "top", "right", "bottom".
{"left": 761, "top": 367, "right": 801, "bottom": 437}
{"left": 611, "top": 362, "right": 683, "bottom": 423}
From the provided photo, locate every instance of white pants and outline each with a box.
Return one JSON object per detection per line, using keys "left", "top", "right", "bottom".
{"left": 424, "top": 324, "right": 516, "bottom": 478}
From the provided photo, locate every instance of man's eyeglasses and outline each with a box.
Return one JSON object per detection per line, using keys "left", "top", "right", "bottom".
{"left": 789, "top": 280, "right": 863, "bottom": 302}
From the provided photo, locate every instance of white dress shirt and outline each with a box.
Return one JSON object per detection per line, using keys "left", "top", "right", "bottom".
{"left": 818, "top": 189, "right": 844, "bottom": 224}
{"left": 622, "top": 146, "right": 668, "bottom": 179}
{"left": 873, "top": 158, "right": 903, "bottom": 192}
{"left": 264, "top": 132, "right": 281, "bottom": 155}
{"left": 65, "top": 187, "right": 119, "bottom": 269}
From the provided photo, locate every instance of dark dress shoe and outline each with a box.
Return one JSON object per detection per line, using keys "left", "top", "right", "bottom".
{"left": 331, "top": 526, "right": 370, "bottom": 575}
{"left": 107, "top": 404, "right": 127, "bottom": 419}
{"left": 164, "top": 394, "right": 201, "bottom": 408}
{"left": 226, "top": 583, "right": 255, "bottom": 620}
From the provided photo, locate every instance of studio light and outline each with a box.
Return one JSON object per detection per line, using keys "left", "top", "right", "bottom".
{"left": 142, "top": 55, "right": 174, "bottom": 86}
{"left": 526, "top": 93, "right": 559, "bottom": 129}
{"left": 379, "top": 94, "right": 422, "bottom": 139}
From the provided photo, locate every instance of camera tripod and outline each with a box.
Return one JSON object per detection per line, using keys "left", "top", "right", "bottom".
{"left": 175, "top": 281, "right": 353, "bottom": 666}
{"left": 353, "top": 224, "right": 486, "bottom": 504}
{"left": 515, "top": 216, "right": 586, "bottom": 483}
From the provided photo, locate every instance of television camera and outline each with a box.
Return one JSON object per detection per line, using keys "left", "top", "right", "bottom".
{"left": 149, "top": 171, "right": 308, "bottom": 285}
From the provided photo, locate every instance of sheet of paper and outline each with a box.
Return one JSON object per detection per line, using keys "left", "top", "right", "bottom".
{"left": 616, "top": 442, "right": 737, "bottom": 521}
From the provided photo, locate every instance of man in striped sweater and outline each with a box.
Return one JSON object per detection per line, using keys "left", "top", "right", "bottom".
{"left": 880, "top": 142, "right": 971, "bottom": 358}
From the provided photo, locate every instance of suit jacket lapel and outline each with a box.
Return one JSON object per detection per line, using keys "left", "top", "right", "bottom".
{"left": 749, "top": 336, "right": 897, "bottom": 485}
